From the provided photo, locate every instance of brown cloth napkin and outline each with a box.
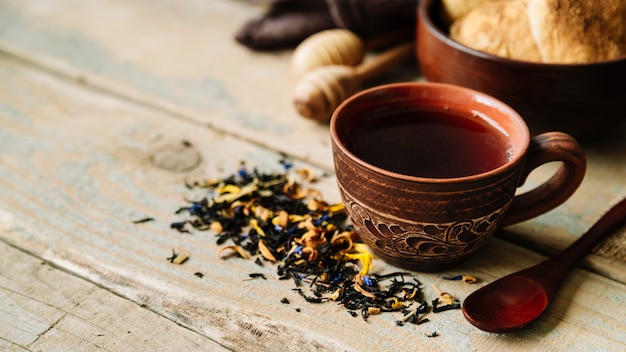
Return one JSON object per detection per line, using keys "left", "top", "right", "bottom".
{"left": 236, "top": 0, "right": 419, "bottom": 50}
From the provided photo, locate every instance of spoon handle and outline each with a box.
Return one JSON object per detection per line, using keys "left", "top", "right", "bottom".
{"left": 561, "top": 197, "right": 626, "bottom": 261}
{"left": 524, "top": 197, "right": 626, "bottom": 296}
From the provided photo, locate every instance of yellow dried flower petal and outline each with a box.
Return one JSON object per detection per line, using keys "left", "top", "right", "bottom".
{"left": 389, "top": 297, "right": 405, "bottom": 310}
{"left": 330, "top": 231, "right": 354, "bottom": 252}
{"left": 231, "top": 198, "right": 256, "bottom": 212}
{"left": 210, "top": 221, "right": 223, "bottom": 233}
{"left": 216, "top": 184, "right": 241, "bottom": 194}
{"left": 300, "top": 217, "right": 317, "bottom": 231}
{"left": 258, "top": 239, "right": 277, "bottom": 262}
{"left": 271, "top": 210, "right": 290, "bottom": 228}
{"left": 214, "top": 182, "right": 258, "bottom": 203}
{"left": 253, "top": 205, "right": 273, "bottom": 222}
{"left": 283, "top": 181, "right": 307, "bottom": 199}
{"left": 299, "top": 230, "right": 327, "bottom": 249}
{"left": 296, "top": 167, "right": 316, "bottom": 182}
{"left": 259, "top": 177, "right": 285, "bottom": 189}
{"left": 353, "top": 273, "right": 364, "bottom": 286}
{"left": 319, "top": 272, "right": 328, "bottom": 282}
{"left": 307, "top": 198, "right": 327, "bottom": 211}
{"left": 367, "top": 307, "right": 381, "bottom": 315}
{"left": 403, "top": 287, "right": 418, "bottom": 300}
{"left": 301, "top": 246, "right": 318, "bottom": 261}
{"left": 353, "top": 283, "right": 377, "bottom": 299}
{"left": 431, "top": 284, "right": 456, "bottom": 305}
{"left": 289, "top": 214, "right": 309, "bottom": 224}
{"left": 327, "top": 203, "right": 345, "bottom": 214}
{"left": 249, "top": 219, "right": 266, "bottom": 237}
{"left": 329, "top": 288, "right": 342, "bottom": 301}
{"left": 352, "top": 243, "right": 370, "bottom": 253}
{"left": 339, "top": 243, "right": 374, "bottom": 276}
{"left": 325, "top": 224, "right": 337, "bottom": 232}
{"left": 218, "top": 245, "right": 249, "bottom": 259}
{"left": 462, "top": 275, "right": 478, "bottom": 283}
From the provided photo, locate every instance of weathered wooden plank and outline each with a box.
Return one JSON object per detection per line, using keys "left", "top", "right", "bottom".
{"left": 0, "top": 0, "right": 336, "bottom": 168}
{"left": 0, "top": 242, "right": 227, "bottom": 351}
{"left": 0, "top": 339, "right": 29, "bottom": 352}
{"left": 1, "top": 52, "right": 625, "bottom": 351}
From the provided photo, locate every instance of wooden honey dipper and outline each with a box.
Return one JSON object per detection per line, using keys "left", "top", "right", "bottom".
{"left": 291, "top": 29, "right": 365, "bottom": 78}
{"left": 293, "top": 42, "right": 415, "bottom": 122}
{"left": 291, "top": 27, "right": 414, "bottom": 78}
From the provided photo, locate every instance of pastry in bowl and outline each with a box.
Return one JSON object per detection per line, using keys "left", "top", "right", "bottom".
{"left": 447, "top": 0, "right": 626, "bottom": 63}
{"left": 416, "top": 0, "right": 626, "bottom": 139}
{"left": 450, "top": 0, "right": 542, "bottom": 62}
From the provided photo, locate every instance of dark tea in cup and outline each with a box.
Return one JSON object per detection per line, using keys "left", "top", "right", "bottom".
{"left": 330, "top": 82, "right": 586, "bottom": 271}
{"left": 342, "top": 108, "right": 512, "bottom": 178}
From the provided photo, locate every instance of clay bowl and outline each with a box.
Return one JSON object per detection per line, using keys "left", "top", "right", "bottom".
{"left": 416, "top": 0, "right": 626, "bottom": 140}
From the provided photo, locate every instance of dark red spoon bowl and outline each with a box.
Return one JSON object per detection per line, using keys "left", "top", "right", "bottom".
{"left": 462, "top": 197, "right": 626, "bottom": 333}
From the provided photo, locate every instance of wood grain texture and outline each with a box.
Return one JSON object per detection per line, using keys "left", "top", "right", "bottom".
{"left": 0, "top": 242, "right": 227, "bottom": 351}
{"left": 0, "top": 51, "right": 625, "bottom": 351}
{"left": 0, "top": 0, "right": 337, "bottom": 169}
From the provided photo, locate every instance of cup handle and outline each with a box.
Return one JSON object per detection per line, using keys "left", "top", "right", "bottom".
{"left": 501, "top": 132, "right": 587, "bottom": 227}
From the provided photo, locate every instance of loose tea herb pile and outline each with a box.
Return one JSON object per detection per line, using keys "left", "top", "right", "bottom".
{"left": 170, "top": 161, "right": 463, "bottom": 326}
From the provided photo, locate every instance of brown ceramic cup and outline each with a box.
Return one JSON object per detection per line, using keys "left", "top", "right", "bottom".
{"left": 330, "top": 82, "right": 586, "bottom": 272}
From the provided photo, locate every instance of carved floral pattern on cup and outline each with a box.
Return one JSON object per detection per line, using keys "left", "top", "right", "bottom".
{"left": 346, "top": 200, "right": 508, "bottom": 259}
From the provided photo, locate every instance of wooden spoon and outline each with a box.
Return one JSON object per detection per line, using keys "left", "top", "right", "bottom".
{"left": 293, "top": 42, "right": 414, "bottom": 122}
{"left": 462, "top": 197, "right": 626, "bottom": 333}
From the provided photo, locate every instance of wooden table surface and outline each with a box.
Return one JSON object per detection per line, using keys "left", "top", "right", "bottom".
{"left": 1, "top": 1, "right": 625, "bottom": 351}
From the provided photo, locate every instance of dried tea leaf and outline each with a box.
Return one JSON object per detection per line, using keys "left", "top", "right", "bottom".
{"left": 296, "top": 167, "right": 316, "bottom": 182}
{"left": 283, "top": 181, "right": 307, "bottom": 199}
{"left": 170, "top": 162, "right": 436, "bottom": 328}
